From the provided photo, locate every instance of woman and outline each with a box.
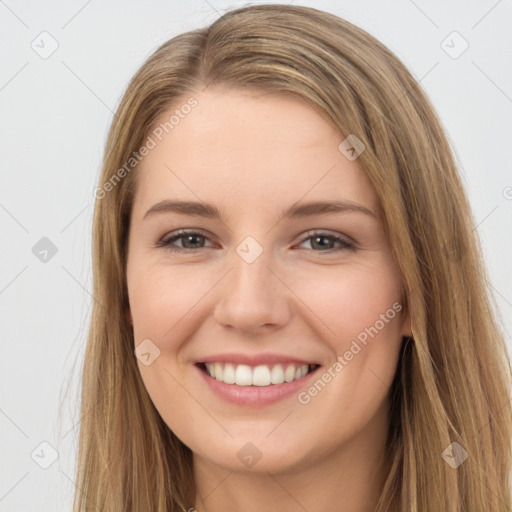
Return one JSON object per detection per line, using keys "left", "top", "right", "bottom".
{"left": 75, "top": 4, "right": 512, "bottom": 511}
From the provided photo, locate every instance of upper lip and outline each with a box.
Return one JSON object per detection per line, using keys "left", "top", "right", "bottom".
{"left": 196, "top": 352, "right": 320, "bottom": 367}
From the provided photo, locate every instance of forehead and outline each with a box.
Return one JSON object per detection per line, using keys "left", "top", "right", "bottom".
{"left": 132, "top": 87, "right": 378, "bottom": 220}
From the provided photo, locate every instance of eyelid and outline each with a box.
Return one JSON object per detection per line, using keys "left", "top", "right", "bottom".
{"left": 156, "top": 228, "right": 355, "bottom": 254}
{"left": 157, "top": 228, "right": 215, "bottom": 250}
{"left": 297, "top": 229, "right": 354, "bottom": 247}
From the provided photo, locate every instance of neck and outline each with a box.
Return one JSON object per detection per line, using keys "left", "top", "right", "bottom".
{"left": 192, "top": 401, "right": 390, "bottom": 512}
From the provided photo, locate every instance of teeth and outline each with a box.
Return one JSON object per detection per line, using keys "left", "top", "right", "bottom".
{"left": 270, "top": 364, "right": 285, "bottom": 384}
{"left": 223, "top": 363, "right": 235, "bottom": 384}
{"left": 235, "top": 364, "right": 252, "bottom": 386}
{"left": 214, "top": 362, "right": 223, "bottom": 381}
{"left": 204, "top": 363, "right": 311, "bottom": 386}
{"left": 253, "top": 365, "right": 271, "bottom": 386}
{"left": 284, "top": 365, "right": 296, "bottom": 383}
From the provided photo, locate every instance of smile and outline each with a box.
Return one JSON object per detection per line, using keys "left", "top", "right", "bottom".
{"left": 200, "top": 362, "right": 319, "bottom": 386}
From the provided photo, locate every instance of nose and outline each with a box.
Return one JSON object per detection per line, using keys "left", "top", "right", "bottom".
{"left": 213, "top": 247, "right": 292, "bottom": 335}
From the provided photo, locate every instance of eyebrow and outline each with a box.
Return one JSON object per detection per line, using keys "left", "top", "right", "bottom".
{"left": 143, "top": 199, "right": 377, "bottom": 221}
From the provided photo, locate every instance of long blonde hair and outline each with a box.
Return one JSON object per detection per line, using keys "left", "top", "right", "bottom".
{"left": 73, "top": 4, "right": 512, "bottom": 510}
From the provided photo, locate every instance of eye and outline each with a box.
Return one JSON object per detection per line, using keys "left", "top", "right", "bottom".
{"left": 156, "top": 229, "right": 354, "bottom": 254}
{"left": 297, "top": 231, "right": 354, "bottom": 253}
{"left": 156, "top": 229, "right": 213, "bottom": 253}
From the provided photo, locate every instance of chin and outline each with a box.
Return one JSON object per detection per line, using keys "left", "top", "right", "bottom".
{"left": 200, "top": 445, "right": 307, "bottom": 475}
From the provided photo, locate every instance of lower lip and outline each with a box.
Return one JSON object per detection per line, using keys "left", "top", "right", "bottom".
{"left": 195, "top": 364, "right": 320, "bottom": 406}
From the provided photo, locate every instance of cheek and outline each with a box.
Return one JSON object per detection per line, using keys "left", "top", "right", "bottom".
{"left": 129, "top": 264, "right": 213, "bottom": 341}
{"left": 290, "top": 275, "right": 404, "bottom": 456}
{"left": 288, "top": 260, "right": 405, "bottom": 409}
{"left": 290, "top": 260, "right": 403, "bottom": 344}
{"left": 127, "top": 265, "right": 204, "bottom": 434}
{"left": 126, "top": 252, "right": 406, "bottom": 464}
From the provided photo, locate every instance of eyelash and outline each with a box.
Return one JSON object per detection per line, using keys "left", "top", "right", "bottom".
{"left": 156, "top": 229, "right": 355, "bottom": 254}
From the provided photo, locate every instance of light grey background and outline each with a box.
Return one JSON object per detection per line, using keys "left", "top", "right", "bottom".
{"left": 1, "top": 0, "right": 511, "bottom": 510}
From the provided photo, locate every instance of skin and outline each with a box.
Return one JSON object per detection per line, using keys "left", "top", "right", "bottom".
{"left": 126, "top": 86, "right": 411, "bottom": 512}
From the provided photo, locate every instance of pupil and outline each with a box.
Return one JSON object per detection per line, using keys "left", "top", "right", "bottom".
{"left": 185, "top": 235, "right": 202, "bottom": 248}
{"left": 313, "top": 236, "right": 331, "bottom": 250}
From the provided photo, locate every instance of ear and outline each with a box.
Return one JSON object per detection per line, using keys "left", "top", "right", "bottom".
{"left": 401, "top": 307, "right": 412, "bottom": 338}
{"left": 125, "top": 308, "right": 133, "bottom": 325}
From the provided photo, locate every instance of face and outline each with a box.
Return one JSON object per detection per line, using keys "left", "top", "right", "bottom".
{"left": 126, "top": 86, "right": 410, "bottom": 475}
